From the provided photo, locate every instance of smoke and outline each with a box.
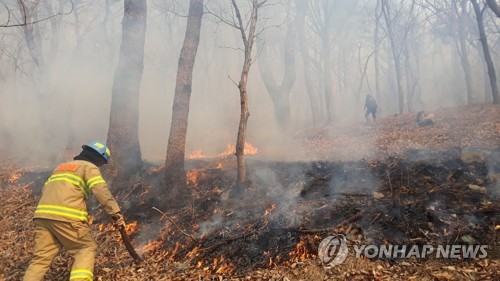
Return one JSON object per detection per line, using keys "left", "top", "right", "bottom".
{"left": 1, "top": 0, "right": 499, "bottom": 167}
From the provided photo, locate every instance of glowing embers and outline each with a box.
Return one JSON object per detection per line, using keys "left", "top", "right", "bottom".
{"left": 125, "top": 221, "right": 139, "bottom": 235}
{"left": 263, "top": 203, "right": 276, "bottom": 217}
{"left": 198, "top": 255, "right": 235, "bottom": 274}
{"left": 142, "top": 240, "right": 163, "bottom": 253}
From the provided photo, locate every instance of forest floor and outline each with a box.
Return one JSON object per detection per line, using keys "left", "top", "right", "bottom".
{"left": 0, "top": 104, "right": 499, "bottom": 281}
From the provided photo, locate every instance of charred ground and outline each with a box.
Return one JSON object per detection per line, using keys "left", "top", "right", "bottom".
{"left": 1, "top": 104, "right": 499, "bottom": 280}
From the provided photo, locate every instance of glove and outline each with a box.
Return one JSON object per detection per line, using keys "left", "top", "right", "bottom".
{"left": 111, "top": 212, "right": 126, "bottom": 228}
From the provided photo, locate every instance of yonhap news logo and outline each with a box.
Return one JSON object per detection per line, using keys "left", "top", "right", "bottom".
{"left": 352, "top": 244, "right": 489, "bottom": 259}
{"left": 318, "top": 235, "right": 349, "bottom": 268}
{"left": 318, "top": 234, "right": 491, "bottom": 268}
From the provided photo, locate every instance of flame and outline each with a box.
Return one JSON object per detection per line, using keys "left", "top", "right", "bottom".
{"left": 218, "top": 142, "right": 258, "bottom": 158}
{"left": 215, "top": 263, "right": 235, "bottom": 274}
{"left": 139, "top": 186, "right": 150, "bottom": 197}
{"left": 152, "top": 165, "right": 164, "bottom": 173}
{"left": 125, "top": 221, "right": 138, "bottom": 235}
{"left": 187, "top": 169, "right": 201, "bottom": 185}
{"left": 8, "top": 171, "right": 22, "bottom": 183}
{"left": 187, "top": 142, "right": 258, "bottom": 160}
{"left": 244, "top": 142, "right": 258, "bottom": 154}
{"left": 187, "top": 149, "right": 206, "bottom": 159}
{"left": 143, "top": 240, "right": 162, "bottom": 252}
{"left": 216, "top": 162, "right": 223, "bottom": 169}
{"left": 185, "top": 246, "right": 200, "bottom": 258}
{"left": 264, "top": 203, "right": 276, "bottom": 216}
{"left": 170, "top": 242, "right": 181, "bottom": 258}
{"left": 218, "top": 144, "right": 235, "bottom": 158}
{"left": 201, "top": 255, "right": 235, "bottom": 274}
{"left": 288, "top": 237, "right": 314, "bottom": 263}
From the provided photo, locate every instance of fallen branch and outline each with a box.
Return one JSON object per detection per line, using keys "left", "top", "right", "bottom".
{"left": 336, "top": 210, "right": 364, "bottom": 228}
{"left": 295, "top": 227, "right": 337, "bottom": 234}
{"left": 5, "top": 199, "right": 37, "bottom": 213}
{"left": 295, "top": 210, "right": 365, "bottom": 234}
{"left": 197, "top": 221, "right": 267, "bottom": 258}
{"left": 152, "top": 207, "right": 199, "bottom": 244}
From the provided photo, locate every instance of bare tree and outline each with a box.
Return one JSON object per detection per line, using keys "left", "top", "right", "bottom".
{"left": 164, "top": 0, "right": 204, "bottom": 208}
{"left": 257, "top": 2, "right": 297, "bottom": 133}
{"left": 471, "top": 0, "right": 499, "bottom": 103}
{"left": 232, "top": 0, "right": 265, "bottom": 187}
{"left": 106, "top": 0, "right": 147, "bottom": 180}
{"left": 205, "top": 0, "right": 268, "bottom": 187}
{"left": 1, "top": 1, "right": 69, "bottom": 28}
{"left": 381, "top": 0, "right": 405, "bottom": 114}
{"left": 456, "top": 0, "right": 475, "bottom": 104}
{"left": 16, "top": 0, "right": 43, "bottom": 67}
{"left": 296, "top": 0, "right": 322, "bottom": 126}
{"left": 486, "top": 0, "right": 500, "bottom": 17}
{"left": 307, "top": 1, "right": 335, "bottom": 123}
{"left": 373, "top": 0, "right": 383, "bottom": 102}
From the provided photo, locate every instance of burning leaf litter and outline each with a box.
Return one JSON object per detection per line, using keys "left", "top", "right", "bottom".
{"left": 1, "top": 105, "right": 499, "bottom": 280}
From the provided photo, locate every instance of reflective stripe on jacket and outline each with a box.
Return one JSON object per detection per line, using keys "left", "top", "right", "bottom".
{"left": 34, "top": 160, "right": 120, "bottom": 222}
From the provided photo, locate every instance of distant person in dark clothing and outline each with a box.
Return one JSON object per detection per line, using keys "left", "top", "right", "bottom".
{"left": 364, "top": 94, "right": 377, "bottom": 122}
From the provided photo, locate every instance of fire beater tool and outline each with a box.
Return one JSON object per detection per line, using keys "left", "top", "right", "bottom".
{"left": 117, "top": 224, "right": 143, "bottom": 264}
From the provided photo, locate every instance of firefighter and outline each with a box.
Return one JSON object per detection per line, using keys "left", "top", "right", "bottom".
{"left": 23, "top": 141, "right": 126, "bottom": 281}
{"left": 364, "top": 94, "right": 377, "bottom": 122}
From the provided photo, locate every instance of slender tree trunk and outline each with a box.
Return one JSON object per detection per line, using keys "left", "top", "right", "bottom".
{"left": 404, "top": 44, "right": 413, "bottom": 112}
{"left": 17, "top": 0, "right": 43, "bottom": 68}
{"left": 456, "top": 0, "right": 474, "bottom": 104}
{"left": 472, "top": 0, "right": 499, "bottom": 103}
{"left": 322, "top": 32, "right": 333, "bottom": 123}
{"left": 297, "top": 1, "right": 321, "bottom": 126}
{"left": 374, "top": 0, "right": 382, "bottom": 101}
{"left": 487, "top": 0, "right": 500, "bottom": 17}
{"left": 382, "top": 0, "right": 405, "bottom": 113}
{"left": 106, "top": 0, "right": 147, "bottom": 180}
{"left": 163, "top": 0, "right": 204, "bottom": 208}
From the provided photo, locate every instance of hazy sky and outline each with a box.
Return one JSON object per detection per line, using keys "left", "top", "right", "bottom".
{"left": 0, "top": 0, "right": 498, "bottom": 163}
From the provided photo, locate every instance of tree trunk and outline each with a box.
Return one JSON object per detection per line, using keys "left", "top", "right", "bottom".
{"left": 487, "top": 0, "right": 500, "bottom": 17}
{"left": 321, "top": 31, "right": 334, "bottom": 123}
{"left": 257, "top": 18, "right": 296, "bottom": 132}
{"left": 382, "top": 0, "right": 405, "bottom": 113}
{"left": 106, "top": 0, "right": 147, "bottom": 181}
{"left": 257, "top": 3, "right": 297, "bottom": 132}
{"left": 456, "top": 0, "right": 474, "bottom": 104}
{"left": 296, "top": 1, "right": 321, "bottom": 126}
{"left": 17, "top": 0, "right": 43, "bottom": 68}
{"left": 163, "top": 0, "right": 204, "bottom": 208}
{"left": 471, "top": 0, "right": 500, "bottom": 104}
{"left": 374, "top": 0, "right": 382, "bottom": 101}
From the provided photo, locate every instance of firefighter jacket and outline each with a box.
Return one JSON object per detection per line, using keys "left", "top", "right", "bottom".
{"left": 34, "top": 160, "right": 120, "bottom": 223}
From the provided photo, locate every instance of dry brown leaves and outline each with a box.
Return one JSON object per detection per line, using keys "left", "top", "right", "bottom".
{"left": 302, "top": 104, "right": 499, "bottom": 161}
{"left": 1, "top": 104, "right": 500, "bottom": 280}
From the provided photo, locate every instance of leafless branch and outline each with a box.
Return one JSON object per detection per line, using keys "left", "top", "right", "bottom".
{"left": 1, "top": 1, "right": 73, "bottom": 28}
{"left": 152, "top": 207, "right": 199, "bottom": 244}
{"left": 227, "top": 75, "right": 238, "bottom": 87}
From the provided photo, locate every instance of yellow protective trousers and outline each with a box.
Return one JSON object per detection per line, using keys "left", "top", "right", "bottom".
{"left": 23, "top": 218, "right": 97, "bottom": 281}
